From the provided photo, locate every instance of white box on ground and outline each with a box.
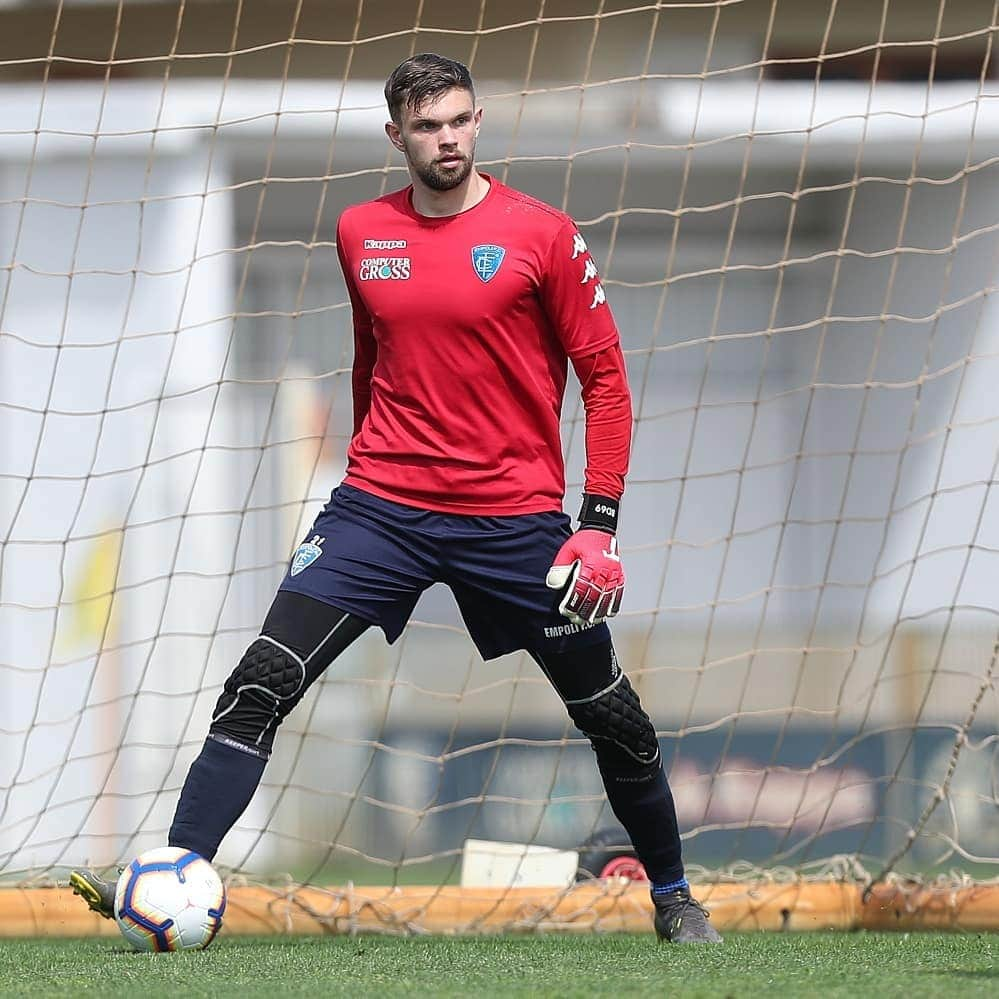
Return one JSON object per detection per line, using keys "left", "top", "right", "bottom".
{"left": 460, "top": 839, "right": 579, "bottom": 888}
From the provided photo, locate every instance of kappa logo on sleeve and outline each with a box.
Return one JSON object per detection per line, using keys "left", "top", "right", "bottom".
{"left": 359, "top": 257, "right": 411, "bottom": 280}
{"left": 569, "top": 230, "right": 606, "bottom": 309}
{"left": 471, "top": 244, "right": 506, "bottom": 283}
{"left": 290, "top": 535, "right": 325, "bottom": 577}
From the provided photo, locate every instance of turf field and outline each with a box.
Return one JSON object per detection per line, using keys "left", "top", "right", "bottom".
{"left": 0, "top": 933, "right": 996, "bottom": 998}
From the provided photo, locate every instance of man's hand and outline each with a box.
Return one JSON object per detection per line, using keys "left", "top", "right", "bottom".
{"left": 545, "top": 529, "right": 625, "bottom": 626}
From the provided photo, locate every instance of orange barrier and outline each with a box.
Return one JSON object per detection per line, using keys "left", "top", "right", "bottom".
{"left": 2, "top": 881, "right": 997, "bottom": 937}
{"left": 862, "top": 882, "right": 999, "bottom": 932}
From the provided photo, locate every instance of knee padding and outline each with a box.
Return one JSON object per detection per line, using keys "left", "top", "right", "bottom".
{"left": 567, "top": 675, "right": 660, "bottom": 769}
{"left": 210, "top": 637, "right": 306, "bottom": 755}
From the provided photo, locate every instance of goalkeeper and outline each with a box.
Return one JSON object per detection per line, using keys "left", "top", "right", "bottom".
{"left": 72, "top": 53, "right": 720, "bottom": 945}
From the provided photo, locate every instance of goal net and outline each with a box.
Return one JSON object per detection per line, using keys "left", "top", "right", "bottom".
{"left": 3, "top": 0, "right": 999, "bottom": 932}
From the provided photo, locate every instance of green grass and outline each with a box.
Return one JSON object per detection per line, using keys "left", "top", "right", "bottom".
{"left": 276, "top": 856, "right": 464, "bottom": 888}
{"left": 0, "top": 933, "right": 996, "bottom": 998}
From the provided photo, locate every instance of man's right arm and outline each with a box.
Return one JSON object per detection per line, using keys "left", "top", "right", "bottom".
{"left": 335, "top": 216, "right": 376, "bottom": 437}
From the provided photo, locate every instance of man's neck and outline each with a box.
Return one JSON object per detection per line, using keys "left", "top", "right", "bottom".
{"left": 411, "top": 170, "right": 490, "bottom": 218}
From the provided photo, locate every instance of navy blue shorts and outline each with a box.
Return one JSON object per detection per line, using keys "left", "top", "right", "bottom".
{"left": 278, "top": 484, "right": 610, "bottom": 660}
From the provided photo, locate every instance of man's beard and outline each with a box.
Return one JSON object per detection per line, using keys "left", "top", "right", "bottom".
{"left": 410, "top": 148, "right": 475, "bottom": 191}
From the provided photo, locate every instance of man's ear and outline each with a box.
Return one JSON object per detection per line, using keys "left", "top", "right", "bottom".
{"left": 385, "top": 120, "right": 405, "bottom": 151}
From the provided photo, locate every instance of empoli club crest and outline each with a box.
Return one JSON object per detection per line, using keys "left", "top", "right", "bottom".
{"left": 290, "top": 535, "right": 324, "bottom": 577}
{"left": 471, "top": 244, "right": 505, "bottom": 283}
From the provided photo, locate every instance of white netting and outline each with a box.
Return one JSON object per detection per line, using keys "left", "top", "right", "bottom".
{"left": 2, "top": 1, "right": 999, "bottom": 898}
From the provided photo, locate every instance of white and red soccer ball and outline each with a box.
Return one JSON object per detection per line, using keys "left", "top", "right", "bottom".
{"left": 114, "top": 846, "right": 226, "bottom": 952}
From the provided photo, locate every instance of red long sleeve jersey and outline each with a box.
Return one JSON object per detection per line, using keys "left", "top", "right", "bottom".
{"left": 336, "top": 175, "right": 632, "bottom": 515}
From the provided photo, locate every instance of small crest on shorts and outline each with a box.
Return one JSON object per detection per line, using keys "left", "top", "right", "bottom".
{"left": 471, "top": 244, "right": 506, "bottom": 283}
{"left": 290, "top": 535, "right": 324, "bottom": 577}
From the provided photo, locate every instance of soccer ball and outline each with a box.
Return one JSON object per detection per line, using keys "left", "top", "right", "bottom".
{"left": 114, "top": 846, "right": 226, "bottom": 952}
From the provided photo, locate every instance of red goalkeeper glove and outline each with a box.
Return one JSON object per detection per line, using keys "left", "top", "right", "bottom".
{"left": 545, "top": 495, "right": 624, "bottom": 626}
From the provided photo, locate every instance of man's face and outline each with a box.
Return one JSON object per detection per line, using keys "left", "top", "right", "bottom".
{"left": 387, "top": 87, "right": 481, "bottom": 192}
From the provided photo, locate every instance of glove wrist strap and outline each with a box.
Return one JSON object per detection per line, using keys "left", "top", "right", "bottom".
{"left": 578, "top": 493, "right": 619, "bottom": 534}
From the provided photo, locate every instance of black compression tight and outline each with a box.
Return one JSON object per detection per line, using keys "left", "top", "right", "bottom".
{"left": 168, "top": 592, "right": 368, "bottom": 860}
{"left": 170, "top": 598, "right": 685, "bottom": 882}
{"left": 531, "top": 641, "right": 685, "bottom": 884}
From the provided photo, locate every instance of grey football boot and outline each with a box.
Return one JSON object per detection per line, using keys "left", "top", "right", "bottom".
{"left": 652, "top": 888, "right": 723, "bottom": 943}
{"left": 69, "top": 869, "right": 117, "bottom": 920}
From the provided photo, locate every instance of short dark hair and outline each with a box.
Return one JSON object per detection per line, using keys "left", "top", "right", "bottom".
{"left": 384, "top": 53, "right": 475, "bottom": 124}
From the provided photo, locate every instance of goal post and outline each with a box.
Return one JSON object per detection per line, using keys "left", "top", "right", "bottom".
{"left": 3, "top": 0, "right": 999, "bottom": 935}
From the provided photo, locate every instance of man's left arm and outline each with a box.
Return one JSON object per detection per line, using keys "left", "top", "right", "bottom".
{"left": 538, "top": 221, "right": 633, "bottom": 625}
{"left": 545, "top": 344, "right": 632, "bottom": 625}
{"left": 573, "top": 343, "right": 632, "bottom": 507}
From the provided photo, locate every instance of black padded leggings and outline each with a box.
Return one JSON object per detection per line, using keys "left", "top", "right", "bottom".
{"left": 531, "top": 641, "right": 685, "bottom": 884}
